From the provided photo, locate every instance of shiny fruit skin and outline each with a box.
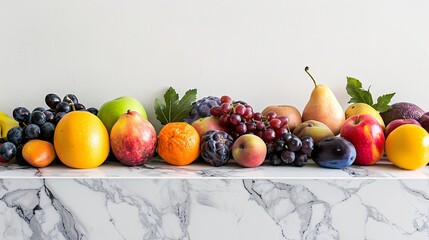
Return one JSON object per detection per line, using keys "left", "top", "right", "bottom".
{"left": 22, "top": 139, "right": 56, "bottom": 167}
{"left": 340, "top": 114, "right": 385, "bottom": 166}
{"left": 312, "top": 136, "right": 356, "bottom": 169}
{"left": 385, "top": 124, "right": 429, "bottom": 170}
{"left": 97, "top": 96, "right": 147, "bottom": 134}
{"left": 54, "top": 111, "right": 110, "bottom": 168}
{"left": 232, "top": 134, "right": 267, "bottom": 168}
{"left": 110, "top": 111, "right": 157, "bottom": 166}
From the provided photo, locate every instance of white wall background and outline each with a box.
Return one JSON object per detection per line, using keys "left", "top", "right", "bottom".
{"left": 1, "top": 0, "right": 429, "bottom": 131}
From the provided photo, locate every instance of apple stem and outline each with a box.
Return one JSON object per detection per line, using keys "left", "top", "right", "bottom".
{"left": 356, "top": 115, "right": 361, "bottom": 124}
{"left": 127, "top": 109, "right": 132, "bottom": 114}
{"left": 305, "top": 66, "right": 317, "bottom": 87}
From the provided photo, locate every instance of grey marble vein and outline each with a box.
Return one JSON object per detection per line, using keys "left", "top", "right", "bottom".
{"left": 0, "top": 179, "right": 84, "bottom": 240}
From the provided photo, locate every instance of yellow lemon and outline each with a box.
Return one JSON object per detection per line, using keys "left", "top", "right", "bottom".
{"left": 345, "top": 103, "right": 385, "bottom": 128}
{"left": 385, "top": 124, "right": 429, "bottom": 170}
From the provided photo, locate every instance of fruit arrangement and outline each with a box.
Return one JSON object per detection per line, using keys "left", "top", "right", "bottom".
{"left": 0, "top": 66, "right": 429, "bottom": 170}
{"left": 0, "top": 93, "right": 99, "bottom": 167}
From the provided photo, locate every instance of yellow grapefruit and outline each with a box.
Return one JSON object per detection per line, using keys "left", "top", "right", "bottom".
{"left": 385, "top": 124, "right": 429, "bottom": 170}
{"left": 54, "top": 111, "right": 110, "bottom": 168}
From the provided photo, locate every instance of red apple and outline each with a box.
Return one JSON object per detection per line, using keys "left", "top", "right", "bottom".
{"left": 191, "top": 116, "right": 228, "bottom": 138}
{"left": 419, "top": 112, "right": 429, "bottom": 133}
{"left": 385, "top": 118, "right": 421, "bottom": 137}
{"left": 232, "top": 134, "right": 266, "bottom": 167}
{"left": 340, "top": 114, "right": 385, "bottom": 166}
{"left": 110, "top": 110, "right": 157, "bottom": 166}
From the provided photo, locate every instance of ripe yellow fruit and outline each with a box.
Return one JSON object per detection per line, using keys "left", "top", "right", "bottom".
{"left": 345, "top": 103, "right": 385, "bottom": 128}
{"left": 54, "top": 111, "right": 110, "bottom": 168}
{"left": 385, "top": 124, "right": 429, "bottom": 170}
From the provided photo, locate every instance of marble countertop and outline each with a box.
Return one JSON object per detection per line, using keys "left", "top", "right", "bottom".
{"left": 0, "top": 157, "right": 428, "bottom": 179}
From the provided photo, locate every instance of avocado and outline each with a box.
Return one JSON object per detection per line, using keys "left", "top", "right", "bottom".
{"left": 380, "top": 102, "right": 425, "bottom": 125}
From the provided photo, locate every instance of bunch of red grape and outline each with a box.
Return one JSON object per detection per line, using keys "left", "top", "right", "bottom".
{"left": 209, "top": 96, "right": 289, "bottom": 142}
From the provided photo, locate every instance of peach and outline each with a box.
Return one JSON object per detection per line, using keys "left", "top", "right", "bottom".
{"left": 262, "top": 105, "right": 302, "bottom": 131}
{"left": 232, "top": 134, "right": 266, "bottom": 167}
{"left": 191, "top": 116, "right": 229, "bottom": 138}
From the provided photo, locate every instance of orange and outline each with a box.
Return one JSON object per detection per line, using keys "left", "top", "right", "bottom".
{"left": 22, "top": 139, "right": 56, "bottom": 167}
{"left": 157, "top": 122, "right": 200, "bottom": 166}
{"left": 385, "top": 124, "right": 429, "bottom": 170}
{"left": 54, "top": 111, "right": 110, "bottom": 168}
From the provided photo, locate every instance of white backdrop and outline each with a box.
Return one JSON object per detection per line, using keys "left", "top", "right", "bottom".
{"left": 1, "top": 0, "right": 429, "bottom": 131}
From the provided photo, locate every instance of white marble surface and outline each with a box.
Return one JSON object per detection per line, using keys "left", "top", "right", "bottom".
{"left": 0, "top": 178, "right": 428, "bottom": 240}
{"left": 0, "top": 157, "right": 428, "bottom": 179}
{"left": 0, "top": 157, "right": 428, "bottom": 239}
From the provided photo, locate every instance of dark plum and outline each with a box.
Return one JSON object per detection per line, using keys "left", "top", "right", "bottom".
{"left": 312, "top": 136, "right": 356, "bottom": 169}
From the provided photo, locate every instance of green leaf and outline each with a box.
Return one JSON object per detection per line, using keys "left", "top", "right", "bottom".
{"left": 154, "top": 87, "right": 197, "bottom": 125}
{"left": 372, "top": 93, "right": 396, "bottom": 113}
{"left": 346, "top": 77, "right": 373, "bottom": 105}
{"left": 345, "top": 76, "right": 395, "bottom": 113}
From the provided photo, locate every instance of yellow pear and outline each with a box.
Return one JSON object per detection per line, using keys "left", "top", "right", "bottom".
{"left": 301, "top": 67, "right": 345, "bottom": 135}
{"left": 344, "top": 103, "right": 385, "bottom": 128}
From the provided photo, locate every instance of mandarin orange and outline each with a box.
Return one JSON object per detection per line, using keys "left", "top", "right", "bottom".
{"left": 157, "top": 122, "right": 200, "bottom": 166}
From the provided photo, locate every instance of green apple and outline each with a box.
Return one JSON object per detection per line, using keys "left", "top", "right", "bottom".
{"left": 97, "top": 96, "right": 147, "bottom": 133}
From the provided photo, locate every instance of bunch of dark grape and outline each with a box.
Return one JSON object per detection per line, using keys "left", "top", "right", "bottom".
{"left": 267, "top": 133, "right": 314, "bottom": 167}
{"left": 0, "top": 93, "right": 98, "bottom": 162}
{"left": 209, "top": 95, "right": 289, "bottom": 142}
{"left": 184, "top": 96, "right": 221, "bottom": 124}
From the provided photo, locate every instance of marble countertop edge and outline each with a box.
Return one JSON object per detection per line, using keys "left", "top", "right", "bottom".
{"left": 0, "top": 157, "right": 427, "bottom": 179}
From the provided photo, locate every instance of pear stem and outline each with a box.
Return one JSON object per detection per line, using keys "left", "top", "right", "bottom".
{"left": 305, "top": 66, "right": 317, "bottom": 87}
